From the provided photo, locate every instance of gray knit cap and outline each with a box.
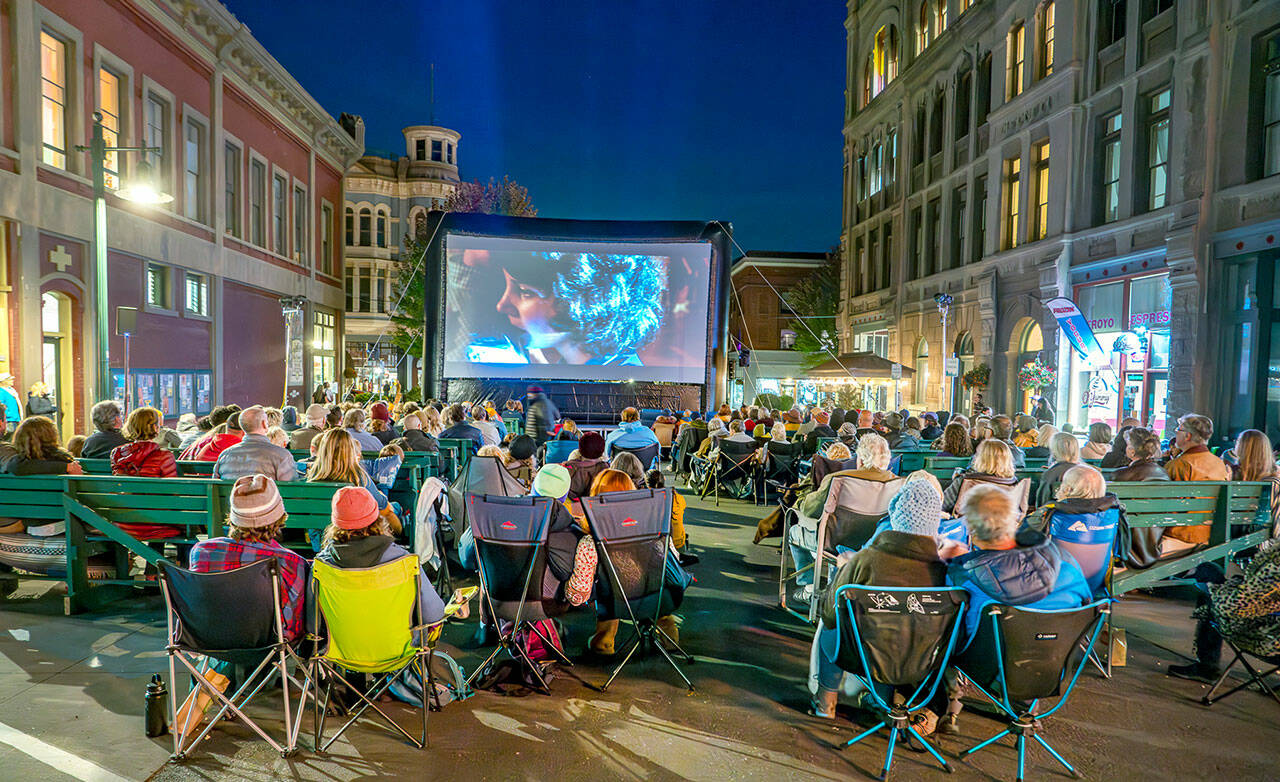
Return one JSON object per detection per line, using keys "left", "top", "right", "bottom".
{"left": 888, "top": 479, "right": 942, "bottom": 537}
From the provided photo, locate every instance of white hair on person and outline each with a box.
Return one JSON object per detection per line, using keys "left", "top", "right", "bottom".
{"left": 960, "top": 484, "right": 1020, "bottom": 545}
{"left": 856, "top": 433, "right": 891, "bottom": 471}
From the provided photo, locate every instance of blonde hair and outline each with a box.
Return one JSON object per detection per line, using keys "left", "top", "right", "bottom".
{"left": 265, "top": 426, "right": 289, "bottom": 448}
{"left": 590, "top": 468, "right": 637, "bottom": 495}
{"left": 824, "top": 441, "right": 852, "bottom": 461}
{"left": 307, "top": 429, "right": 368, "bottom": 486}
{"left": 421, "top": 408, "right": 442, "bottom": 436}
{"left": 1056, "top": 465, "right": 1106, "bottom": 500}
{"left": 122, "top": 406, "right": 163, "bottom": 441}
{"left": 770, "top": 422, "right": 788, "bottom": 441}
{"left": 1048, "top": 432, "right": 1080, "bottom": 464}
{"left": 1036, "top": 424, "right": 1059, "bottom": 447}
{"left": 971, "top": 438, "right": 1015, "bottom": 478}
{"left": 855, "top": 433, "right": 891, "bottom": 471}
{"left": 1235, "top": 429, "right": 1277, "bottom": 482}
{"left": 477, "top": 444, "right": 503, "bottom": 458}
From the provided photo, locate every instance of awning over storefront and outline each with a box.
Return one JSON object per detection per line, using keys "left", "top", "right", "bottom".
{"left": 806, "top": 351, "right": 914, "bottom": 379}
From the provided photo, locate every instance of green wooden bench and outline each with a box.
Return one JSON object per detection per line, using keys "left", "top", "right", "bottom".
{"left": 436, "top": 439, "right": 471, "bottom": 481}
{"left": 893, "top": 450, "right": 929, "bottom": 475}
{"left": 78, "top": 458, "right": 215, "bottom": 477}
{"left": 503, "top": 416, "right": 524, "bottom": 436}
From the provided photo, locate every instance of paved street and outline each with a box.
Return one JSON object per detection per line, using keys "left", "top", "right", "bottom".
{"left": 0, "top": 485, "right": 1277, "bottom": 781}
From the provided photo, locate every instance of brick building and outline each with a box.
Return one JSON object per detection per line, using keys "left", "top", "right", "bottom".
{"left": 0, "top": 0, "right": 362, "bottom": 438}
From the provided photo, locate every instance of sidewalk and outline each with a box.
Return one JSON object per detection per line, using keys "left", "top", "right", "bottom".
{"left": 0, "top": 488, "right": 1276, "bottom": 781}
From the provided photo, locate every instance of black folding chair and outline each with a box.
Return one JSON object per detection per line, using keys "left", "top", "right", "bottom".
{"left": 463, "top": 494, "right": 572, "bottom": 693}
{"left": 1201, "top": 624, "right": 1280, "bottom": 708}
{"left": 832, "top": 584, "right": 969, "bottom": 779}
{"left": 956, "top": 601, "right": 1111, "bottom": 782}
{"left": 810, "top": 454, "right": 858, "bottom": 485}
{"left": 581, "top": 487, "right": 693, "bottom": 692}
{"left": 158, "top": 558, "right": 305, "bottom": 760}
{"left": 613, "top": 442, "right": 660, "bottom": 471}
{"left": 699, "top": 440, "right": 759, "bottom": 506}
{"left": 758, "top": 442, "right": 802, "bottom": 505}
{"left": 448, "top": 455, "right": 529, "bottom": 540}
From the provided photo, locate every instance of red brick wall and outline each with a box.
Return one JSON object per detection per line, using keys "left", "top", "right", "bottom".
{"left": 105, "top": 251, "right": 212, "bottom": 373}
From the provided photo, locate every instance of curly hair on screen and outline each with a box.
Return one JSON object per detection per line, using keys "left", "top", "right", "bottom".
{"left": 551, "top": 253, "right": 666, "bottom": 357}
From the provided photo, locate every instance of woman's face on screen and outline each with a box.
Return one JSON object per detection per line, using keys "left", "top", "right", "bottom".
{"left": 497, "top": 270, "right": 559, "bottom": 344}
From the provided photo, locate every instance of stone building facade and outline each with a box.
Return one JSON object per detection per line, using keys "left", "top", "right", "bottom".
{"left": 342, "top": 125, "right": 460, "bottom": 393}
{"left": 840, "top": 0, "right": 1280, "bottom": 439}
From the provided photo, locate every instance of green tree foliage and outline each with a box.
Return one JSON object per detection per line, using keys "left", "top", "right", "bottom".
{"left": 387, "top": 177, "right": 538, "bottom": 364}
{"left": 783, "top": 248, "right": 841, "bottom": 369}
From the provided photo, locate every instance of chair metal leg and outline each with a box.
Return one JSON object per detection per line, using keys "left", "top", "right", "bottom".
{"left": 601, "top": 634, "right": 642, "bottom": 692}
{"left": 905, "top": 726, "right": 951, "bottom": 772}
{"left": 653, "top": 623, "right": 694, "bottom": 664}
{"left": 879, "top": 726, "right": 898, "bottom": 781}
{"left": 526, "top": 621, "right": 574, "bottom": 667}
{"left": 463, "top": 643, "right": 506, "bottom": 688}
{"left": 651, "top": 632, "right": 695, "bottom": 692}
{"left": 843, "top": 720, "right": 887, "bottom": 749}
{"left": 1201, "top": 652, "right": 1240, "bottom": 705}
{"left": 1031, "top": 733, "right": 1077, "bottom": 776}
{"left": 961, "top": 728, "right": 1011, "bottom": 757}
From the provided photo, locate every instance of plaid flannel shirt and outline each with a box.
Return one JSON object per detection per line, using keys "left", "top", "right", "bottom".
{"left": 188, "top": 538, "right": 309, "bottom": 641}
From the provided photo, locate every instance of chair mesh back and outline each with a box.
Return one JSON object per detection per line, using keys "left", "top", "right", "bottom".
{"left": 582, "top": 489, "right": 673, "bottom": 620}
{"left": 1048, "top": 507, "right": 1119, "bottom": 594}
{"left": 614, "top": 443, "right": 659, "bottom": 469}
{"left": 962, "top": 604, "right": 1102, "bottom": 702}
{"left": 716, "top": 441, "right": 757, "bottom": 482}
{"left": 464, "top": 455, "right": 528, "bottom": 497}
{"left": 467, "top": 494, "right": 556, "bottom": 621}
{"left": 543, "top": 440, "right": 578, "bottom": 464}
{"left": 313, "top": 556, "right": 419, "bottom": 671}
{"left": 161, "top": 559, "right": 279, "bottom": 660}
{"left": 837, "top": 587, "right": 966, "bottom": 687}
{"left": 812, "top": 456, "right": 858, "bottom": 485}
{"left": 823, "top": 476, "right": 905, "bottom": 552}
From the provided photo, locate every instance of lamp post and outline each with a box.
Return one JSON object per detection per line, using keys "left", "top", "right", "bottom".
{"left": 934, "top": 292, "right": 954, "bottom": 410}
{"left": 75, "top": 111, "right": 172, "bottom": 405}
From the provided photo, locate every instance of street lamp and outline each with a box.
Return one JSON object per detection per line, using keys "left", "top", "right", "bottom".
{"left": 76, "top": 111, "right": 172, "bottom": 405}
{"left": 934, "top": 292, "right": 954, "bottom": 410}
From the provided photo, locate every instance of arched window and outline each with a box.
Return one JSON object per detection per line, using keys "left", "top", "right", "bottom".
{"left": 375, "top": 210, "right": 387, "bottom": 247}
{"left": 414, "top": 211, "right": 428, "bottom": 239}
{"left": 1015, "top": 320, "right": 1044, "bottom": 413}
{"left": 864, "top": 54, "right": 874, "bottom": 106}
{"left": 344, "top": 207, "right": 354, "bottom": 245}
{"left": 933, "top": 0, "right": 948, "bottom": 38}
{"left": 953, "top": 331, "right": 976, "bottom": 413}
{"left": 865, "top": 26, "right": 899, "bottom": 104}
{"left": 917, "top": 3, "right": 932, "bottom": 54}
{"left": 914, "top": 337, "right": 930, "bottom": 406}
{"left": 358, "top": 208, "right": 371, "bottom": 246}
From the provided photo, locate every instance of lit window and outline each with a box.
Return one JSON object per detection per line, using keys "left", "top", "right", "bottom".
{"left": 40, "top": 32, "right": 68, "bottom": 169}
{"left": 868, "top": 25, "right": 899, "bottom": 101}
{"left": 147, "top": 264, "right": 170, "bottom": 308}
{"left": 1100, "top": 113, "right": 1123, "bottom": 222}
{"left": 99, "top": 68, "right": 122, "bottom": 187}
{"left": 185, "top": 272, "right": 208, "bottom": 316}
{"left": 917, "top": 2, "right": 931, "bottom": 53}
{"left": 1038, "top": 2, "right": 1055, "bottom": 79}
{"left": 313, "top": 310, "right": 335, "bottom": 352}
{"left": 1007, "top": 22, "right": 1026, "bottom": 100}
{"left": 1032, "top": 140, "right": 1050, "bottom": 241}
{"left": 1002, "top": 156, "right": 1022, "bottom": 250}
{"left": 1147, "top": 88, "right": 1171, "bottom": 211}
{"left": 224, "top": 143, "right": 241, "bottom": 237}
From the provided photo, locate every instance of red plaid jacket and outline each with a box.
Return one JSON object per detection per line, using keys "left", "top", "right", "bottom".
{"left": 188, "top": 538, "right": 309, "bottom": 641}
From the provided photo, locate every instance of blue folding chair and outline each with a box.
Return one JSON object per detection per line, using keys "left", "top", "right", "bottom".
{"left": 1043, "top": 498, "right": 1121, "bottom": 676}
{"left": 831, "top": 584, "right": 969, "bottom": 779}
{"left": 955, "top": 601, "right": 1111, "bottom": 782}
{"left": 542, "top": 439, "right": 578, "bottom": 464}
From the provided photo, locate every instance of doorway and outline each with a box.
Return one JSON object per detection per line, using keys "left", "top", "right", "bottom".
{"left": 40, "top": 291, "right": 74, "bottom": 440}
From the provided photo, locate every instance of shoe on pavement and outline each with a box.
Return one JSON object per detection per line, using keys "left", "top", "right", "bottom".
{"left": 935, "top": 713, "right": 960, "bottom": 735}
{"left": 1168, "top": 662, "right": 1221, "bottom": 682}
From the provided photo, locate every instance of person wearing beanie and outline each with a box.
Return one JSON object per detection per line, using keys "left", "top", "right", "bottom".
{"left": 524, "top": 385, "right": 560, "bottom": 446}
{"left": 367, "top": 401, "right": 401, "bottom": 446}
{"left": 290, "top": 403, "right": 330, "bottom": 451}
{"left": 530, "top": 463, "right": 595, "bottom": 604}
{"left": 180, "top": 474, "right": 309, "bottom": 740}
{"left": 502, "top": 434, "right": 539, "bottom": 485}
{"left": 808, "top": 479, "right": 947, "bottom": 720}
{"left": 564, "top": 431, "right": 608, "bottom": 501}
{"left": 316, "top": 485, "right": 445, "bottom": 629}
{"left": 920, "top": 412, "right": 943, "bottom": 441}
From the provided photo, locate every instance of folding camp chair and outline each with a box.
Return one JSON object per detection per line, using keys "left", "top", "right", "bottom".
{"left": 463, "top": 494, "right": 573, "bottom": 694}
{"left": 699, "top": 440, "right": 759, "bottom": 506}
{"left": 956, "top": 601, "right": 1111, "bottom": 782}
{"left": 308, "top": 555, "right": 438, "bottom": 751}
{"left": 780, "top": 474, "right": 905, "bottom": 623}
{"left": 831, "top": 584, "right": 969, "bottom": 779}
{"left": 809, "top": 454, "right": 858, "bottom": 485}
{"left": 653, "top": 421, "right": 675, "bottom": 458}
{"left": 542, "top": 439, "right": 578, "bottom": 464}
{"left": 758, "top": 442, "right": 802, "bottom": 505}
{"left": 953, "top": 477, "right": 1032, "bottom": 517}
{"left": 448, "top": 455, "right": 529, "bottom": 545}
{"left": 1044, "top": 498, "right": 1121, "bottom": 677}
{"left": 581, "top": 487, "right": 693, "bottom": 692}
{"left": 158, "top": 558, "right": 306, "bottom": 760}
{"left": 613, "top": 442, "right": 660, "bottom": 471}
{"left": 1201, "top": 625, "right": 1280, "bottom": 708}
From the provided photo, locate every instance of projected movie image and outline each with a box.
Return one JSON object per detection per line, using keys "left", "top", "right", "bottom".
{"left": 443, "top": 234, "right": 712, "bottom": 383}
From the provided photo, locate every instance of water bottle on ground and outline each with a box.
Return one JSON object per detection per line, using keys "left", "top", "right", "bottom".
{"left": 145, "top": 673, "right": 169, "bottom": 737}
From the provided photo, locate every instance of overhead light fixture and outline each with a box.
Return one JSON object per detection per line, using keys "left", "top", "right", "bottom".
{"left": 116, "top": 161, "right": 174, "bottom": 205}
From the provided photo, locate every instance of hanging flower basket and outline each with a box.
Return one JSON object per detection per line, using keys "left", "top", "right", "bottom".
{"left": 1019, "top": 359, "right": 1056, "bottom": 391}
{"left": 961, "top": 363, "right": 990, "bottom": 390}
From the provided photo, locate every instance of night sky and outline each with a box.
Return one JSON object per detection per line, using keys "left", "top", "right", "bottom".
{"left": 222, "top": 0, "right": 845, "bottom": 253}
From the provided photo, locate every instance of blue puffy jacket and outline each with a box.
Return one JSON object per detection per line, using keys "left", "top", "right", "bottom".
{"left": 947, "top": 530, "right": 1092, "bottom": 644}
{"left": 604, "top": 420, "right": 660, "bottom": 456}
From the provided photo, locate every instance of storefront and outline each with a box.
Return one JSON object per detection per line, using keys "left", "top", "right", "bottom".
{"left": 1064, "top": 271, "right": 1172, "bottom": 436}
{"left": 1218, "top": 248, "right": 1280, "bottom": 436}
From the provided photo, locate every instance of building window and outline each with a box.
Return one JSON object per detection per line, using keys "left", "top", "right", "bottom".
{"left": 272, "top": 174, "right": 287, "bottom": 255}
{"left": 224, "top": 143, "right": 241, "bottom": 237}
{"left": 293, "top": 187, "right": 307, "bottom": 264}
{"left": 415, "top": 138, "right": 426, "bottom": 161}
{"left": 914, "top": 103, "right": 927, "bottom": 166}
{"left": 359, "top": 208, "right": 372, "bottom": 246}
{"left": 345, "top": 207, "right": 355, "bottom": 245}
{"left": 376, "top": 210, "right": 387, "bottom": 247}
{"left": 870, "top": 143, "right": 883, "bottom": 195}
{"left": 1143, "top": 0, "right": 1172, "bottom": 20}
{"left": 147, "top": 264, "right": 170, "bottom": 309}
{"left": 976, "top": 53, "right": 993, "bottom": 126}
{"left": 183, "top": 119, "right": 206, "bottom": 223}
{"left": 40, "top": 32, "right": 68, "bottom": 169}
{"left": 917, "top": 2, "right": 932, "bottom": 54}
{"left": 144, "top": 93, "right": 170, "bottom": 193}
{"left": 911, "top": 207, "right": 924, "bottom": 280}
{"left": 933, "top": 0, "right": 947, "bottom": 38}
{"left": 249, "top": 159, "right": 265, "bottom": 246}
{"left": 1100, "top": 112, "right": 1123, "bottom": 223}
{"left": 868, "top": 25, "right": 900, "bottom": 101}
{"left": 914, "top": 338, "right": 930, "bottom": 405}
{"left": 1262, "top": 30, "right": 1280, "bottom": 178}
{"left": 313, "top": 310, "right": 335, "bottom": 352}
{"left": 973, "top": 174, "right": 988, "bottom": 263}
{"left": 1146, "top": 88, "right": 1171, "bottom": 211}
{"left": 1007, "top": 22, "right": 1026, "bottom": 101}
{"left": 321, "top": 204, "right": 334, "bottom": 274}
{"left": 1031, "top": 140, "right": 1050, "bottom": 241}
{"left": 951, "top": 185, "right": 967, "bottom": 268}
{"left": 99, "top": 68, "right": 123, "bottom": 188}
{"left": 1100, "top": 0, "right": 1126, "bottom": 49}
{"left": 376, "top": 268, "right": 388, "bottom": 314}
{"left": 431, "top": 139, "right": 443, "bottom": 162}
{"left": 881, "top": 223, "right": 893, "bottom": 291}
{"left": 928, "top": 198, "right": 941, "bottom": 275}
{"left": 345, "top": 266, "right": 354, "bottom": 311}
{"left": 955, "top": 69, "right": 972, "bottom": 140}
{"left": 1002, "top": 156, "right": 1022, "bottom": 250}
{"left": 930, "top": 91, "right": 945, "bottom": 156}
{"left": 358, "top": 266, "right": 371, "bottom": 311}
{"left": 447, "top": 142, "right": 455, "bottom": 164}
{"left": 886, "top": 129, "right": 898, "bottom": 186}
{"left": 185, "top": 272, "right": 208, "bottom": 316}
{"left": 1037, "top": 2, "right": 1055, "bottom": 80}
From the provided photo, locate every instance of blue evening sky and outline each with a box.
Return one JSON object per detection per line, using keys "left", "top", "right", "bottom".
{"left": 222, "top": 0, "right": 845, "bottom": 252}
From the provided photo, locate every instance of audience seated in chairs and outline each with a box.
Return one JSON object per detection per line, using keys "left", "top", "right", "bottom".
{"left": 1081, "top": 422, "right": 1113, "bottom": 462}
{"left": 835, "top": 422, "right": 858, "bottom": 448}
{"left": 1230, "top": 429, "right": 1280, "bottom": 536}
{"left": 564, "top": 432, "right": 608, "bottom": 501}
{"left": 1035, "top": 465, "right": 1121, "bottom": 596}
{"left": 1110, "top": 427, "right": 1169, "bottom": 483}
{"left": 1036, "top": 432, "right": 1085, "bottom": 507}
{"left": 802, "top": 411, "right": 836, "bottom": 455}
{"left": 935, "top": 422, "right": 973, "bottom": 459}
{"left": 1024, "top": 424, "right": 1057, "bottom": 460}
{"left": 610, "top": 451, "right": 647, "bottom": 490}
{"left": 789, "top": 434, "right": 901, "bottom": 606}
{"left": 941, "top": 439, "right": 1021, "bottom": 515}
{"left": 604, "top": 407, "right": 661, "bottom": 459}
{"left": 809, "top": 478, "right": 948, "bottom": 720}
{"left": 175, "top": 475, "right": 308, "bottom": 741}
{"left": 939, "top": 483, "right": 1091, "bottom": 734}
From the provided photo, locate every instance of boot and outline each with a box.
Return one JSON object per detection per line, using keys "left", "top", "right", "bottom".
{"left": 810, "top": 688, "right": 839, "bottom": 719}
